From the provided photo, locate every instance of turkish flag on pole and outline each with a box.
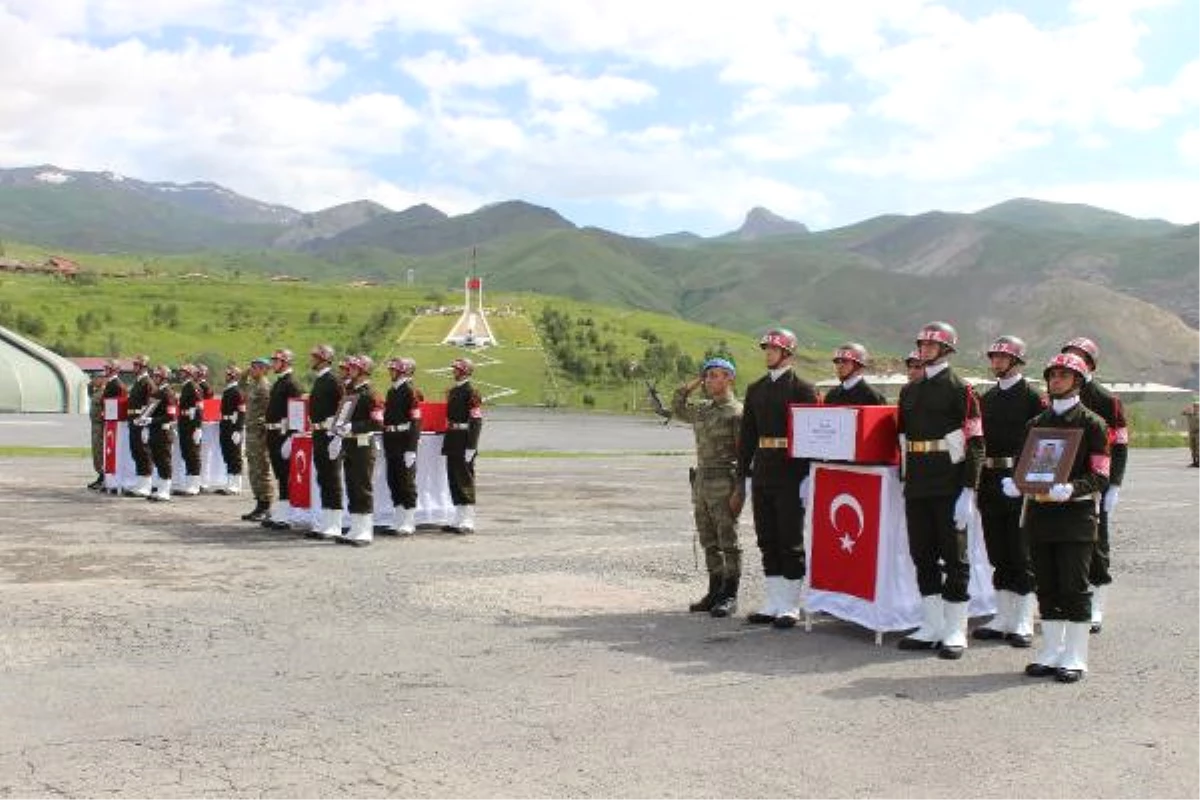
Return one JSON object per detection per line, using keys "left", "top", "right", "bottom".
{"left": 103, "top": 421, "right": 118, "bottom": 475}
{"left": 810, "top": 467, "right": 882, "bottom": 601}
{"left": 467, "top": 277, "right": 481, "bottom": 290}
{"left": 288, "top": 435, "right": 312, "bottom": 509}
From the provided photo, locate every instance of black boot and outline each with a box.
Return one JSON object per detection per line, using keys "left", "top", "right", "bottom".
{"left": 87, "top": 473, "right": 105, "bottom": 490}
{"left": 689, "top": 574, "right": 722, "bottom": 613}
{"left": 241, "top": 499, "right": 269, "bottom": 522}
{"left": 710, "top": 575, "right": 740, "bottom": 618}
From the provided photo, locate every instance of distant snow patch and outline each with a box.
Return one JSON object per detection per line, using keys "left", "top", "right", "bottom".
{"left": 34, "top": 171, "right": 72, "bottom": 184}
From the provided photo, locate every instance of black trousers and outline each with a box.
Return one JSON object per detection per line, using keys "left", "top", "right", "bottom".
{"left": 384, "top": 433, "right": 417, "bottom": 509}
{"left": 342, "top": 439, "right": 375, "bottom": 514}
{"left": 219, "top": 423, "right": 243, "bottom": 475}
{"left": 313, "top": 431, "right": 343, "bottom": 510}
{"left": 1088, "top": 507, "right": 1113, "bottom": 586}
{"left": 129, "top": 423, "right": 152, "bottom": 476}
{"left": 445, "top": 452, "right": 476, "bottom": 505}
{"left": 1034, "top": 539, "right": 1093, "bottom": 622}
{"left": 178, "top": 420, "right": 202, "bottom": 475}
{"left": 904, "top": 494, "right": 970, "bottom": 602}
{"left": 980, "top": 494, "right": 1035, "bottom": 595}
{"left": 149, "top": 427, "right": 173, "bottom": 481}
{"left": 267, "top": 429, "right": 289, "bottom": 501}
{"left": 750, "top": 478, "right": 806, "bottom": 580}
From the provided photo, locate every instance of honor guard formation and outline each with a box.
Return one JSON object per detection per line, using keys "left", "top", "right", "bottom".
{"left": 90, "top": 345, "right": 483, "bottom": 551}
{"left": 90, "top": 326, "right": 1131, "bottom": 684}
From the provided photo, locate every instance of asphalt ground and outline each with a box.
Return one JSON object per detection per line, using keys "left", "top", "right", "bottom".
{"left": 0, "top": 412, "right": 1197, "bottom": 798}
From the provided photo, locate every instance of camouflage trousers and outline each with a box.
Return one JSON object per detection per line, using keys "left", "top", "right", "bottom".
{"left": 245, "top": 429, "right": 275, "bottom": 502}
{"left": 691, "top": 470, "right": 742, "bottom": 579}
{"left": 90, "top": 420, "right": 104, "bottom": 474}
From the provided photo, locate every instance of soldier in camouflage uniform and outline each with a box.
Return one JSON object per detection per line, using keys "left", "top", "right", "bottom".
{"left": 672, "top": 357, "right": 744, "bottom": 618}
{"left": 240, "top": 357, "right": 275, "bottom": 521}
{"left": 87, "top": 371, "right": 108, "bottom": 489}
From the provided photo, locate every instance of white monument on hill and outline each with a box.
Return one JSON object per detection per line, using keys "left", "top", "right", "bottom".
{"left": 442, "top": 276, "right": 497, "bottom": 348}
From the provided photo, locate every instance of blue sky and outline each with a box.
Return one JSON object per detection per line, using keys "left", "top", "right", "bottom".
{"left": 1, "top": 0, "right": 1196, "bottom": 236}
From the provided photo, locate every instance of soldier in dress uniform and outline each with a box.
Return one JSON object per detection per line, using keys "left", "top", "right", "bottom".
{"left": 737, "top": 328, "right": 819, "bottom": 629}
{"left": 1001, "top": 352, "right": 1110, "bottom": 682}
{"left": 125, "top": 354, "right": 154, "bottom": 498}
{"left": 88, "top": 360, "right": 124, "bottom": 489}
{"left": 216, "top": 364, "right": 247, "bottom": 496}
{"left": 823, "top": 342, "right": 887, "bottom": 406}
{"left": 334, "top": 355, "right": 383, "bottom": 547}
{"left": 442, "top": 357, "right": 484, "bottom": 534}
{"left": 1060, "top": 337, "right": 1127, "bottom": 634}
{"left": 306, "top": 344, "right": 346, "bottom": 541}
{"left": 972, "top": 335, "right": 1047, "bottom": 647}
{"left": 196, "top": 364, "right": 214, "bottom": 400}
{"left": 382, "top": 357, "right": 424, "bottom": 536}
{"left": 175, "top": 364, "right": 204, "bottom": 496}
{"left": 146, "top": 365, "right": 178, "bottom": 503}
{"left": 673, "top": 357, "right": 744, "bottom": 617}
{"left": 905, "top": 349, "right": 925, "bottom": 384}
{"left": 895, "top": 321, "right": 985, "bottom": 659}
{"left": 241, "top": 357, "right": 275, "bottom": 521}
{"left": 263, "top": 348, "right": 302, "bottom": 530}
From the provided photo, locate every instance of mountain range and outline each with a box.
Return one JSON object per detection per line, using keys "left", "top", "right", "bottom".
{"left": 0, "top": 165, "right": 1195, "bottom": 387}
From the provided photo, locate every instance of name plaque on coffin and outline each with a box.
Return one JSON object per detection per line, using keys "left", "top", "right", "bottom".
{"left": 789, "top": 404, "right": 899, "bottom": 465}
{"left": 104, "top": 396, "right": 128, "bottom": 422}
{"left": 288, "top": 396, "right": 310, "bottom": 433}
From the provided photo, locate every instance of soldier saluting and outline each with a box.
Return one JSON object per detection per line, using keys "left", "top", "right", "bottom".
{"left": 240, "top": 357, "right": 275, "bottom": 521}
{"left": 306, "top": 344, "right": 345, "bottom": 542}
{"left": 442, "top": 357, "right": 483, "bottom": 534}
{"left": 673, "top": 357, "right": 744, "bottom": 618}
{"left": 973, "top": 336, "right": 1046, "bottom": 647}
{"left": 1060, "top": 337, "right": 1127, "bottom": 634}
{"left": 823, "top": 342, "right": 887, "bottom": 406}
{"left": 895, "top": 321, "right": 985, "bottom": 659}
{"left": 263, "top": 349, "right": 301, "bottom": 531}
{"left": 382, "top": 357, "right": 423, "bottom": 536}
{"left": 1001, "top": 352, "right": 1110, "bottom": 683}
{"left": 738, "top": 328, "right": 819, "bottom": 629}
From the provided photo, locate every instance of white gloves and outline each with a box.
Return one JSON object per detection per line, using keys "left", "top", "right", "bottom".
{"left": 133, "top": 417, "right": 149, "bottom": 427}
{"left": 231, "top": 431, "right": 242, "bottom": 446}
{"left": 140, "top": 427, "right": 149, "bottom": 444}
{"left": 188, "top": 407, "right": 199, "bottom": 419}
{"left": 1048, "top": 482, "right": 1074, "bottom": 502}
{"left": 403, "top": 451, "right": 417, "bottom": 468}
{"left": 191, "top": 429, "right": 202, "bottom": 445}
{"left": 328, "top": 437, "right": 342, "bottom": 460}
{"left": 465, "top": 449, "right": 476, "bottom": 462}
{"left": 1103, "top": 486, "right": 1120, "bottom": 513}
{"left": 1001, "top": 477, "right": 1021, "bottom": 498}
{"left": 953, "top": 488, "right": 976, "bottom": 529}
{"left": 280, "top": 436, "right": 292, "bottom": 460}
{"left": 798, "top": 476, "right": 811, "bottom": 505}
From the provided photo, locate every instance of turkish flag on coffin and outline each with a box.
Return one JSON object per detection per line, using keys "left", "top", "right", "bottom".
{"left": 103, "top": 421, "right": 118, "bottom": 475}
{"left": 810, "top": 468, "right": 882, "bottom": 601}
{"left": 288, "top": 436, "right": 312, "bottom": 509}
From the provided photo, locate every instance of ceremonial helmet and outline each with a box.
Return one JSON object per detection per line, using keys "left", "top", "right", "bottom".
{"left": 1061, "top": 336, "right": 1099, "bottom": 370}
{"left": 700, "top": 357, "right": 736, "bottom": 378}
{"left": 916, "top": 321, "right": 957, "bottom": 352}
{"left": 271, "top": 348, "right": 294, "bottom": 365}
{"left": 150, "top": 364, "right": 171, "bottom": 382}
{"left": 452, "top": 357, "right": 474, "bottom": 379}
{"left": 832, "top": 342, "right": 869, "bottom": 368}
{"left": 176, "top": 363, "right": 196, "bottom": 379}
{"left": 904, "top": 349, "right": 923, "bottom": 367}
{"left": 102, "top": 358, "right": 120, "bottom": 376}
{"left": 310, "top": 343, "right": 335, "bottom": 365}
{"left": 348, "top": 354, "right": 374, "bottom": 375}
{"left": 758, "top": 328, "right": 798, "bottom": 354}
{"left": 131, "top": 353, "right": 150, "bottom": 371}
{"left": 387, "top": 357, "right": 416, "bottom": 377}
{"left": 987, "top": 335, "right": 1027, "bottom": 365}
{"left": 225, "top": 363, "right": 242, "bottom": 381}
{"left": 196, "top": 364, "right": 209, "bottom": 379}
{"left": 1044, "top": 352, "right": 1090, "bottom": 385}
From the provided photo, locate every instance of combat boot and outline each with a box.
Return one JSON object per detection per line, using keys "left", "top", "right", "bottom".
{"left": 241, "top": 499, "right": 270, "bottom": 521}
{"left": 710, "top": 575, "right": 740, "bottom": 618}
{"left": 689, "top": 574, "right": 722, "bottom": 613}
{"left": 87, "top": 473, "right": 105, "bottom": 490}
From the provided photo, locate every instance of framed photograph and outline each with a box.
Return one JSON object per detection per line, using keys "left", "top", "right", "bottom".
{"left": 1014, "top": 427, "right": 1083, "bottom": 492}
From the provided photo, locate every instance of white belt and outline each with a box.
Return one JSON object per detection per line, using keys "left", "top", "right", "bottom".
{"left": 984, "top": 457, "right": 1015, "bottom": 469}
{"left": 265, "top": 422, "right": 287, "bottom": 430}
{"left": 448, "top": 422, "right": 470, "bottom": 430}
{"left": 385, "top": 424, "right": 411, "bottom": 432}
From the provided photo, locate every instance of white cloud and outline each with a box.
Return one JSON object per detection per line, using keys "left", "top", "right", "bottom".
{"left": 728, "top": 103, "right": 853, "bottom": 162}
{"left": 1179, "top": 128, "right": 1200, "bottom": 166}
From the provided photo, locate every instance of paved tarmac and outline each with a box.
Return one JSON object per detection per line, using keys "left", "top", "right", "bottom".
{"left": 0, "top": 412, "right": 1197, "bottom": 798}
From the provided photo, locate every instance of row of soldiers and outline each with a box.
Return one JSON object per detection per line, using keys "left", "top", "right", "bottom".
{"left": 87, "top": 346, "right": 484, "bottom": 546}
{"left": 674, "top": 324, "right": 1127, "bottom": 684}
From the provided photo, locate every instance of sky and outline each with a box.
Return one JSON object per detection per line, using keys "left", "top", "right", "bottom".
{"left": 1, "top": 0, "right": 1197, "bottom": 237}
